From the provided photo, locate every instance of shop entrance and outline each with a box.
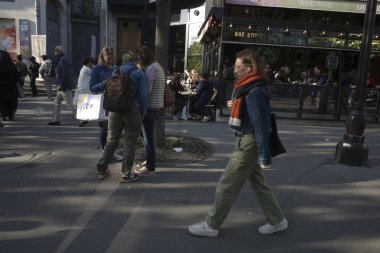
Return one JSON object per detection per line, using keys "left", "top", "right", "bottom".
{"left": 117, "top": 19, "right": 141, "bottom": 61}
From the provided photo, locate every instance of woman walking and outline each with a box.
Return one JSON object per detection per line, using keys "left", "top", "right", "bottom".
{"left": 188, "top": 49, "right": 287, "bottom": 237}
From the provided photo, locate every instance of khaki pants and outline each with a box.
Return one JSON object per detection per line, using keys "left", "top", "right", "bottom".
{"left": 98, "top": 106, "right": 142, "bottom": 177}
{"left": 52, "top": 90, "right": 75, "bottom": 122}
{"left": 206, "top": 134, "right": 285, "bottom": 229}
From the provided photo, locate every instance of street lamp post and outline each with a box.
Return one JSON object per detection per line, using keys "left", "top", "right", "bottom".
{"left": 335, "top": 0, "right": 377, "bottom": 166}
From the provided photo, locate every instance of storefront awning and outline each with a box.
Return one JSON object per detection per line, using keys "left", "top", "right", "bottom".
{"left": 197, "top": 7, "right": 223, "bottom": 43}
{"left": 225, "top": 0, "right": 380, "bottom": 14}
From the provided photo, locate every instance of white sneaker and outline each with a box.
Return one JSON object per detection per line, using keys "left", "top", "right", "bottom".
{"left": 258, "top": 218, "right": 288, "bottom": 235}
{"left": 202, "top": 116, "right": 210, "bottom": 122}
{"left": 113, "top": 153, "right": 124, "bottom": 161}
{"left": 137, "top": 160, "right": 147, "bottom": 168}
{"left": 188, "top": 221, "right": 219, "bottom": 237}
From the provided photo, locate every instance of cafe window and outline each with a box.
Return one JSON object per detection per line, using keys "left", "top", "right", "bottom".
{"left": 347, "top": 13, "right": 364, "bottom": 26}
{"left": 308, "top": 11, "right": 365, "bottom": 26}
{"left": 372, "top": 35, "right": 380, "bottom": 51}
{"left": 308, "top": 31, "right": 346, "bottom": 48}
{"left": 347, "top": 33, "right": 362, "bottom": 49}
{"left": 267, "top": 28, "right": 306, "bottom": 46}
{"left": 228, "top": 6, "right": 252, "bottom": 18}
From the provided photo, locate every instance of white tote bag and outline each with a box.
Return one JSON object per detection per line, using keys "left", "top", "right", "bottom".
{"left": 76, "top": 94, "right": 107, "bottom": 121}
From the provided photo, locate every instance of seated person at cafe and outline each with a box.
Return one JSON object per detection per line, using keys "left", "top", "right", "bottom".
{"left": 190, "top": 72, "right": 200, "bottom": 89}
{"left": 191, "top": 72, "right": 214, "bottom": 121}
{"left": 310, "top": 65, "right": 327, "bottom": 86}
{"left": 168, "top": 73, "right": 187, "bottom": 119}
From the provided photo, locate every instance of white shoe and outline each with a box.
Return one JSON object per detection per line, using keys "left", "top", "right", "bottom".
{"left": 202, "top": 116, "right": 210, "bottom": 122}
{"left": 113, "top": 153, "right": 124, "bottom": 161}
{"left": 137, "top": 160, "right": 147, "bottom": 168}
{"left": 258, "top": 218, "right": 288, "bottom": 235}
{"left": 188, "top": 221, "right": 219, "bottom": 237}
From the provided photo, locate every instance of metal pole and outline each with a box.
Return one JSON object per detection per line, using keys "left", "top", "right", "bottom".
{"left": 335, "top": 0, "right": 377, "bottom": 166}
{"left": 356, "top": 0, "right": 377, "bottom": 103}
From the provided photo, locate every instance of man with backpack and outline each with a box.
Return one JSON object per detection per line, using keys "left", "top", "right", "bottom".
{"left": 39, "top": 55, "right": 54, "bottom": 99}
{"left": 96, "top": 50, "right": 148, "bottom": 182}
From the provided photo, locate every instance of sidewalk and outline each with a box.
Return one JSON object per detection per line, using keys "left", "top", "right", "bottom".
{"left": 1, "top": 97, "right": 380, "bottom": 253}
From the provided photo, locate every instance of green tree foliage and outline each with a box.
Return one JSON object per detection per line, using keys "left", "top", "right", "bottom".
{"left": 187, "top": 42, "right": 202, "bottom": 72}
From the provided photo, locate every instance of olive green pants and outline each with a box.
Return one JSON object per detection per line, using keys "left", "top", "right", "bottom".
{"left": 205, "top": 134, "right": 285, "bottom": 229}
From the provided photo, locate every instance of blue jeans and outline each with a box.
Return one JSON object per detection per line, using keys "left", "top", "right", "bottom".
{"left": 141, "top": 109, "right": 160, "bottom": 171}
{"left": 98, "top": 120, "right": 108, "bottom": 150}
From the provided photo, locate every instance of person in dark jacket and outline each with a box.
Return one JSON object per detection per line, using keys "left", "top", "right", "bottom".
{"left": 0, "top": 50, "right": 19, "bottom": 122}
{"left": 15, "top": 54, "right": 28, "bottom": 98}
{"left": 191, "top": 72, "right": 213, "bottom": 121}
{"left": 96, "top": 51, "right": 148, "bottom": 182}
{"left": 47, "top": 46, "right": 75, "bottom": 126}
{"left": 28, "top": 56, "right": 40, "bottom": 97}
{"left": 188, "top": 49, "right": 287, "bottom": 237}
{"left": 168, "top": 73, "right": 186, "bottom": 119}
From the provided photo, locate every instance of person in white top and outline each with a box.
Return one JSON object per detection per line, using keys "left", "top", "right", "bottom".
{"left": 74, "top": 57, "right": 93, "bottom": 127}
{"left": 39, "top": 55, "right": 54, "bottom": 99}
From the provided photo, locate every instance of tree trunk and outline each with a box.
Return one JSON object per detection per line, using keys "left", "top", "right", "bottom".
{"left": 155, "top": 0, "right": 171, "bottom": 72}
{"left": 154, "top": 0, "right": 171, "bottom": 148}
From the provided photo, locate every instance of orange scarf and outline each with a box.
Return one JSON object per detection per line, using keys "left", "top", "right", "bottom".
{"left": 229, "top": 71, "right": 265, "bottom": 130}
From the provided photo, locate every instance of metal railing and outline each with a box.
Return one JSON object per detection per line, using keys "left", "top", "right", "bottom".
{"left": 269, "top": 83, "right": 380, "bottom": 122}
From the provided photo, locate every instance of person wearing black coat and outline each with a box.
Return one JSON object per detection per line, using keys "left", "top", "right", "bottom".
{"left": 28, "top": 56, "right": 40, "bottom": 97}
{"left": 0, "top": 50, "right": 19, "bottom": 121}
{"left": 191, "top": 72, "right": 213, "bottom": 120}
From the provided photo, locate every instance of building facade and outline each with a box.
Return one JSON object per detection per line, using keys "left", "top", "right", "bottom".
{"left": 197, "top": 0, "right": 380, "bottom": 116}
{"left": 0, "top": 0, "right": 207, "bottom": 74}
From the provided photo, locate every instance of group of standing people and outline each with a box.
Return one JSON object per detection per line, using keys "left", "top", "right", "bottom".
{"left": 71, "top": 46, "right": 165, "bottom": 182}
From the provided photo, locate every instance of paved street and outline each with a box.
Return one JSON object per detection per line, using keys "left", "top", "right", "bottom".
{"left": 1, "top": 96, "right": 380, "bottom": 253}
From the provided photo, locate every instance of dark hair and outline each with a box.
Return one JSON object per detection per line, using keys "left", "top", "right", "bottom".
{"left": 29, "top": 56, "right": 36, "bottom": 62}
{"left": 81, "top": 57, "right": 92, "bottom": 66}
{"left": 17, "top": 55, "right": 23, "bottom": 61}
{"left": 137, "top": 46, "right": 155, "bottom": 68}
{"left": 0, "top": 50, "right": 15, "bottom": 73}
{"left": 201, "top": 72, "right": 210, "bottom": 80}
{"left": 41, "top": 55, "right": 48, "bottom": 61}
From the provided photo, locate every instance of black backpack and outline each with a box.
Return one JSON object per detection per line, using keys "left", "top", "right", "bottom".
{"left": 103, "top": 67, "right": 136, "bottom": 112}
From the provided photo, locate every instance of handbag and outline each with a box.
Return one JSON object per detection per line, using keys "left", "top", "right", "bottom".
{"left": 164, "top": 83, "right": 175, "bottom": 107}
{"left": 269, "top": 113, "right": 286, "bottom": 157}
{"left": 76, "top": 94, "right": 107, "bottom": 121}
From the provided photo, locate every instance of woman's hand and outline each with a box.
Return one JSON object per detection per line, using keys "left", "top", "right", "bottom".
{"left": 227, "top": 100, "right": 233, "bottom": 109}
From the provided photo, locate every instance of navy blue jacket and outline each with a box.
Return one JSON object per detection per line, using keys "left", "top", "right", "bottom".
{"left": 55, "top": 55, "right": 74, "bottom": 91}
{"left": 237, "top": 82, "right": 271, "bottom": 166}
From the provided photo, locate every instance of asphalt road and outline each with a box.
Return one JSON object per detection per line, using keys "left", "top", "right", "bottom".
{"left": 1, "top": 96, "right": 380, "bottom": 253}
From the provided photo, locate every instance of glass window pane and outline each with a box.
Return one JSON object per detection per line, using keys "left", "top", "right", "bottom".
{"left": 267, "top": 28, "right": 307, "bottom": 46}
{"left": 308, "top": 31, "right": 346, "bottom": 48}
{"left": 347, "top": 33, "right": 362, "bottom": 49}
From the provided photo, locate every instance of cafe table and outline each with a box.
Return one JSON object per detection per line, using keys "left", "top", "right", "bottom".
{"left": 179, "top": 90, "right": 196, "bottom": 120}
